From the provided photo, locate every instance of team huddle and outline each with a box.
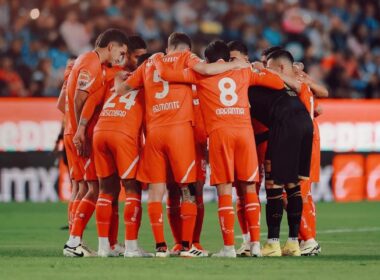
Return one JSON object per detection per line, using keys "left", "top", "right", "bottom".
{"left": 58, "top": 28, "right": 327, "bottom": 258}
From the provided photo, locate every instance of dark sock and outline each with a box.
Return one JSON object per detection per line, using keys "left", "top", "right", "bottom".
{"left": 286, "top": 185, "right": 303, "bottom": 238}
{"left": 266, "top": 188, "right": 284, "bottom": 239}
{"left": 156, "top": 242, "right": 167, "bottom": 249}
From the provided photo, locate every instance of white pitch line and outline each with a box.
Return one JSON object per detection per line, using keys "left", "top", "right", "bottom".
{"left": 236, "top": 227, "right": 380, "bottom": 239}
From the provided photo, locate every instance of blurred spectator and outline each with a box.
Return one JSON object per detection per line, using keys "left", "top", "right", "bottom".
{"left": 0, "top": 0, "right": 379, "bottom": 98}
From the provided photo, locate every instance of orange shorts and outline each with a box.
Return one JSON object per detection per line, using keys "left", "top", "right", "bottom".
{"left": 137, "top": 122, "right": 196, "bottom": 184}
{"left": 93, "top": 130, "right": 140, "bottom": 179}
{"left": 209, "top": 126, "right": 259, "bottom": 185}
{"left": 309, "top": 122, "right": 320, "bottom": 182}
{"left": 63, "top": 134, "right": 84, "bottom": 181}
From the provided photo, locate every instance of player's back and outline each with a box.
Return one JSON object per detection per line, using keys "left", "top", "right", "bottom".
{"left": 127, "top": 52, "right": 198, "bottom": 131}
{"left": 195, "top": 67, "right": 253, "bottom": 134}
{"left": 95, "top": 66, "right": 144, "bottom": 137}
{"left": 64, "top": 51, "right": 104, "bottom": 135}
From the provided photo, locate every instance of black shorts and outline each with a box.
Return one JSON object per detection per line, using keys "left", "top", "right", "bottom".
{"left": 266, "top": 110, "right": 313, "bottom": 185}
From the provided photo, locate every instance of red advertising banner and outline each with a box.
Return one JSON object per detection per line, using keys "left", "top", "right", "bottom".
{"left": 317, "top": 99, "right": 380, "bottom": 152}
{"left": 0, "top": 98, "right": 62, "bottom": 152}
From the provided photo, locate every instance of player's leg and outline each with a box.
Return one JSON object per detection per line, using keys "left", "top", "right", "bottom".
{"left": 235, "top": 183, "right": 250, "bottom": 256}
{"left": 208, "top": 128, "right": 236, "bottom": 258}
{"left": 122, "top": 178, "right": 152, "bottom": 257}
{"left": 192, "top": 139, "right": 207, "bottom": 252}
{"left": 166, "top": 123, "right": 200, "bottom": 256}
{"left": 137, "top": 128, "right": 169, "bottom": 257}
{"left": 166, "top": 182, "right": 182, "bottom": 254}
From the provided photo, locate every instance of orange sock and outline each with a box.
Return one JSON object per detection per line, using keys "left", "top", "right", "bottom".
{"left": 124, "top": 194, "right": 141, "bottom": 241}
{"left": 70, "top": 199, "right": 80, "bottom": 233}
{"left": 245, "top": 192, "right": 261, "bottom": 242}
{"left": 167, "top": 194, "right": 182, "bottom": 245}
{"left": 236, "top": 197, "right": 248, "bottom": 235}
{"left": 192, "top": 195, "right": 204, "bottom": 244}
{"left": 180, "top": 201, "right": 197, "bottom": 248}
{"left": 71, "top": 198, "right": 96, "bottom": 237}
{"left": 299, "top": 199, "right": 314, "bottom": 241}
{"left": 308, "top": 195, "right": 317, "bottom": 238}
{"left": 95, "top": 194, "right": 113, "bottom": 238}
{"left": 218, "top": 195, "right": 235, "bottom": 246}
{"left": 109, "top": 203, "right": 119, "bottom": 247}
{"left": 148, "top": 202, "right": 166, "bottom": 246}
{"left": 68, "top": 201, "right": 73, "bottom": 231}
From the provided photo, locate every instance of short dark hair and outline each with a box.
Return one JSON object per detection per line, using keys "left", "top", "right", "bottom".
{"left": 204, "top": 40, "right": 230, "bottom": 63}
{"left": 262, "top": 46, "right": 283, "bottom": 57}
{"left": 137, "top": 53, "right": 152, "bottom": 67}
{"left": 95, "top": 28, "right": 128, "bottom": 48}
{"left": 227, "top": 41, "right": 248, "bottom": 56}
{"left": 168, "top": 32, "right": 192, "bottom": 49}
{"left": 267, "top": 49, "right": 294, "bottom": 64}
{"left": 127, "top": 35, "right": 147, "bottom": 53}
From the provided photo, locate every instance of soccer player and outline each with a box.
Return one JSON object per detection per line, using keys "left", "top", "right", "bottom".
{"left": 250, "top": 50, "right": 313, "bottom": 257}
{"left": 63, "top": 28, "right": 128, "bottom": 257}
{"left": 56, "top": 58, "right": 76, "bottom": 230}
{"left": 154, "top": 40, "right": 285, "bottom": 257}
{"left": 82, "top": 38, "right": 150, "bottom": 257}
{"left": 117, "top": 32, "right": 247, "bottom": 257}
{"left": 227, "top": 41, "right": 268, "bottom": 257}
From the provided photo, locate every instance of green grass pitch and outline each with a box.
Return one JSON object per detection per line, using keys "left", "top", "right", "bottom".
{"left": 0, "top": 202, "right": 379, "bottom": 280}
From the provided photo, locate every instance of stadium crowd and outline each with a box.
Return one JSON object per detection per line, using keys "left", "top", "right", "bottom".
{"left": 0, "top": 0, "right": 379, "bottom": 98}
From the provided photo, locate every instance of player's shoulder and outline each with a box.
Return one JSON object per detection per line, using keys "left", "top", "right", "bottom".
{"left": 76, "top": 51, "right": 101, "bottom": 70}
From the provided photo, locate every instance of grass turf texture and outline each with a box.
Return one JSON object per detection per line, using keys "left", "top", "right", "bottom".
{"left": 0, "top": 202, "right": 379, "bottom": 280}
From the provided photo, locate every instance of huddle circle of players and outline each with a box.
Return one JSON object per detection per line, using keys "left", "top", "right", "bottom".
{"left": 59, "top": 28, "right": 327, "bottom": 258}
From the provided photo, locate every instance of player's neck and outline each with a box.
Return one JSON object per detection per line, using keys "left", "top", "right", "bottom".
{"left": 93, "top": 48, "right": 109, "bottom": 64}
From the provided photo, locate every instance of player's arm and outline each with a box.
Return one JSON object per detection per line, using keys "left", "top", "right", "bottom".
{"left": 116, "top": 63, "right": 144, "bottom": 95}
{"left": 191, "top": 59, "right": 250, "bottom": 75}
{"left": 264, "top": 68, "right": 301, "bottom": 92}
{"left": 153, "top": 55, "right": 196, "bottom": 84}
{"left": 293, "top": 65, "right": 329, "bottom": 98}
{"left": 73, "top": 88, "right": 104, "bottom": 157}
{"left": 56, "top": 81, "right": 67, "bottom": 114}
{"left": 250, "top": 69, "right": 285, "bottom": 89}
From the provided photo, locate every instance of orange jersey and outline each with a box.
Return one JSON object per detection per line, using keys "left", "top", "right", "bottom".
{"left": 192, "top": 86, "right": 207, "bottom": 143}
{"left": 163, "top": 67, "right": 284, "bottom": 134}
{"left": 64, "top": 51, "right": 105, "bottom": 135}
{"left": 125, "top": 51, "right": 201, "bottom": 131}
{"left": 94, "top": 66, "right": 144, "bottom": 137}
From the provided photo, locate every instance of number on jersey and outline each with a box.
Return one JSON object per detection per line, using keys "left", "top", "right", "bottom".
{"left": 218, "top": 77, "right": 238, "bottom": 107}
{"left": 153, "top": 70, "right": 169, "bottom": 99}
{"left": 103, "top": 90, "right": 139, "bottom": 110}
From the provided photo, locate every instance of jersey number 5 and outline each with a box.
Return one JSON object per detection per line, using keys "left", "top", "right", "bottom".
{"left": 153, "top": 70, "right": 169, "bottom": 99}
{"left": 218, "top": 77, "right": 238, "bottom": 107}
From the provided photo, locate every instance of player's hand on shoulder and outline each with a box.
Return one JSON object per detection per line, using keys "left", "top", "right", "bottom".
{"left": 251, "top": 61, "right": 265, "bottom": 72}
{"left": 232, "top": 59, "right": 251, "bottom": 69}
{"left": 150, "top": 52, "right": 165, "bottom": 60}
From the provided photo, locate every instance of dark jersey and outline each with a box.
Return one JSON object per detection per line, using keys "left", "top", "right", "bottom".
{"left": 249, "top": 85, "right": 307, "bottom": 127}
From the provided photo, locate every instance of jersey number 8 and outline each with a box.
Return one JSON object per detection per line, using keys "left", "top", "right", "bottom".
{"left": 218, "top": 77, "right": 238, "bottom": 107}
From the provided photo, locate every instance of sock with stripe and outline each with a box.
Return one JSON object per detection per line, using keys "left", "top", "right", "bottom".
{"left": 95, "top": 193, "right": 113, "bottom": 240}
{"left": 148, "top": 202, "right": 166, "bottom": 247}
{"left": 265, "top": 188, "right": 283, "bottom": 239}
{"left": 192, "top": 195, "right": 204, "bottom": 244}
{"left": 180, "top": 201, "right": 197, "bottom": 249}
{"left": 124, "top": 193, "right": 141, "bottom": 244}
{"left": 286, "top": 186, "right": 303, "bottom": 238}
{"left": 308, "top": 194, "right": 317, "bottom": 238}
{"left": 109, "top": 202, "right": 119, "bottom": 247}
{"left": 71, "top": 198, "right": 96, "bottom": 238}
{"left": 218, "top": 195, "right": 235, "bottom": 246}
{"left": 299, "top": 196, "right": 314, "bottom": 241}
{"left": 244, "top": 192, "right": 261, "bottom": 242}
{"left": 70, "top": 199, "right": 80, "bottom": 233}
{"left": 67, "top": 201, "right": 73, "bottom": 231}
